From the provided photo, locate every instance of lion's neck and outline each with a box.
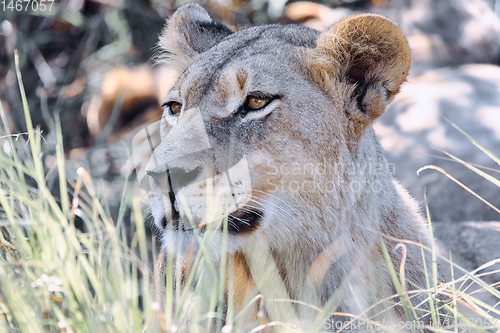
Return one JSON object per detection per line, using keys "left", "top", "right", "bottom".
{"left": 239, "top": 135, "right": 413, "bottom": 311}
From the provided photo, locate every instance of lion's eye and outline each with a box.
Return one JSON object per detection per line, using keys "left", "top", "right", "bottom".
{"left": 163, "top": 101, "right": 182, "bottom": 115}
{"left": 247, "top": 96, "right": 269, "bottom": 110}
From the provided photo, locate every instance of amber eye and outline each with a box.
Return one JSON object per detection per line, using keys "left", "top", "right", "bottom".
{"left": 165, "top": 101, "right": 182, "bottom": 115}
{"left": 247, "top": 96, "right": 269, "bottom": 110}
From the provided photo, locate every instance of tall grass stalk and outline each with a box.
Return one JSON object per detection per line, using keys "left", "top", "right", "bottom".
{"left": 0, "top": 51, "right": 499, "bottom": 333}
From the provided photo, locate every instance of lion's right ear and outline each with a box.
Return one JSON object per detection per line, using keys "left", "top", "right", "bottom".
{"left": 157, "top": 3, "right": 232, "bottom": 72}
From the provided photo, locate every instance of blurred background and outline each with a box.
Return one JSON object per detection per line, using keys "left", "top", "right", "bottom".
{"left": 1, "top": 0, "right": 500, "bottom": 225}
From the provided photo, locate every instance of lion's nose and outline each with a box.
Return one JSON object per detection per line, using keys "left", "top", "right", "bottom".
{"left": 169, "top": 166, "right": 204, "bottom": 190}
{"left": 145, "top": 165, "right": 168, "bottom": 186}
{"left": 147, "top": 165, "right": 204, "bottom": 191}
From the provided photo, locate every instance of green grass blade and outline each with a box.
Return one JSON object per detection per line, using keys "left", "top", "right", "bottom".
{"left": 442, "top": 150, "right": 500, "bottom": 188}
{"left": 445, "top": 118, "right": 500, "bottom": 168}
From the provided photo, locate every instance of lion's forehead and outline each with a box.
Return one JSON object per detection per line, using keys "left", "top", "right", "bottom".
{"left": 178, "top": 25, "right": 320, "bottom": 102}
{"left": 212, "top": 24, "right": 319, "bottom": 58}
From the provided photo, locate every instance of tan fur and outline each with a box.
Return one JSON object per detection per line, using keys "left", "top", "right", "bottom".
{"left": 307, "top": 14, "right": 411, "bottom": 137}
{"left": 147, "top": 4, "right": 440, "bottom": 331}
{"left": 225, "top": 252, "right": 257, "bottom": 315}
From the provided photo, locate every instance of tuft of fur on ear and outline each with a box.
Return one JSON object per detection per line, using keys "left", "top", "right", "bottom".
{"left": 155, "top": 3, "right": 232, "bottom": 72}
{"left": 308, "top": 14, "right": 411, "bottom": 133}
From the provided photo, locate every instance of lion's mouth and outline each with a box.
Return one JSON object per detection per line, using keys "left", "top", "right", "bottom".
{"left": 226, "top": 208, "right": 262, "bottom": 234}
{"left": 160, "top": 204, "right": 262, "bottom": 235}
{"left": 158, "top": 162, "right": 261, "bottom": 235}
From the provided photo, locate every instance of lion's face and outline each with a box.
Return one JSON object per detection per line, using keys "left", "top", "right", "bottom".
{"left": 146, "top": 4, "right": 410, "bottom": 255}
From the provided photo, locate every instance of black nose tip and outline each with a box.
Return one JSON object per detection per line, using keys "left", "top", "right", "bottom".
{"left": 168, "top": 166, "right": 203, "bottom": 190}
{"left": 147, "top": 165, "right": 203, "bottom": 191}
{"left": 146, "top": 167, "right": 165, "bottom": 180}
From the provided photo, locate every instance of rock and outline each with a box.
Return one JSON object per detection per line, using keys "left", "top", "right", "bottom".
{"left": 376, "top": 64, "right": 500, "bottom": 222}
{"left": 434, "top": 221, "right": 500, "bottom": 318}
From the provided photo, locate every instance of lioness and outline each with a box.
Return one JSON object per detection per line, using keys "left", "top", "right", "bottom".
{"left": 146, "top": 3, "right": 440, "bottom": 331}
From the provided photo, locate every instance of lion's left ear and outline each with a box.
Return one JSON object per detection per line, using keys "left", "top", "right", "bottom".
{"left": 308, "top": 14, "right": 410, "bottom": 134}
{"left": 157, "top": 3, "right": 232, "bottom": 72}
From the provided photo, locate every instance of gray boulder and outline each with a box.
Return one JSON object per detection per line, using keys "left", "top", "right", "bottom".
{"left": 376, "top": 64, "right": 500, "bottom": 222}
